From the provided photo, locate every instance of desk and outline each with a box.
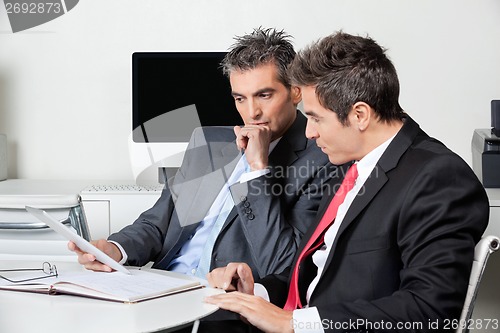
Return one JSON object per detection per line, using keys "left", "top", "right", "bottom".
{"left": 2, "top": 181, "right": 499, "bottom": 331}
{"left": 0, "top": 260, "right": 222, "bottom": 333}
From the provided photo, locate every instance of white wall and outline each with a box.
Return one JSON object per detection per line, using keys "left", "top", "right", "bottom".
{"left": 0, "top": 0, "right": 499, "bottom": 181}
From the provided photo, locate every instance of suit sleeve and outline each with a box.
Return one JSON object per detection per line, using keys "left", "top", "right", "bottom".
{"left": 107, "top": 129, "right": 200, "bottom": 266}
{"left": 258, "top": 267, "right": 292, "bottom": 307}
{"left": 314, "top": 154, "right": 489, "bottom": 332}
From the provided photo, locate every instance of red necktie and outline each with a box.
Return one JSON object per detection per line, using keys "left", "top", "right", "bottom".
{"left": 284, "top": 164, "right": 358, "bottom": 311}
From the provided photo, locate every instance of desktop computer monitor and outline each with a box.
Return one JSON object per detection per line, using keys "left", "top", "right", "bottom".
{"left": 130, "top": 52, "right": 241, "bottom": 182}
{"left": 132, "top": 51, "right": 241, "bottom": 142}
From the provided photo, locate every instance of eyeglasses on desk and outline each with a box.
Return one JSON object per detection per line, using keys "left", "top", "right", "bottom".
{"left": 0, "top": 262, "right": 58, "bottom": 283}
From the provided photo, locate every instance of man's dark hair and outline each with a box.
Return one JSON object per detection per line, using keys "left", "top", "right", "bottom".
{"left": 288, "top": 31, "right": 404, "bottom": 125}
{"left": 221, "top": 27, "right": 296, "bottom": 88}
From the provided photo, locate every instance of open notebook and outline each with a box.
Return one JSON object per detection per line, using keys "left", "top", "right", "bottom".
{"left": 0, "top": 206, "right": 201, "bottom": 303}
{"left": 0, "top": 266, "right": 201, "bottom": 303}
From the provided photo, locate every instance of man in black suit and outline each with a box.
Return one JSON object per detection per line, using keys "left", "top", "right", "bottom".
{"left": 69, "top": 28, "right": 333, "bottom": 281}
{"left": 205, "top": 31, "right": 489, "bottom": 332}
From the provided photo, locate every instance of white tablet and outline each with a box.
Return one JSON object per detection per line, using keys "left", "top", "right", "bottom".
{"left": 25, "top": 206, "right": 130, "bottom": 274}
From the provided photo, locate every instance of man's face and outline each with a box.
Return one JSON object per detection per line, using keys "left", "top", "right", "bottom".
{"left": 229, "top": 62, "right": 300, "bottom": 141}
{"left": 302, "top": 85, "right": 362, "bottom": 165}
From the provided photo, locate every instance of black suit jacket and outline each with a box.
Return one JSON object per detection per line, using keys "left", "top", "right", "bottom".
{"left": 109, "top": 112, "right": 334, "bottom": 279}
{"left": 262, "top": 116, "right": 489, "bottom": 332}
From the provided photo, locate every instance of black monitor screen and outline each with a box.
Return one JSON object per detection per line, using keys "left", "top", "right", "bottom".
{"left": 132, "top": 52, "right": 241, "bottom": 142}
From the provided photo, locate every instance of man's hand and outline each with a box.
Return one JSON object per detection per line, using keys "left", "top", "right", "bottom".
{"left": 205, "top": 292, "right": 294, "bottom": 333}
{"left": 207, "top": 262, "right": 255, "bottom": 295}
{"left": 67, "top": 240, "right": 122, "bottom": 272}
{"left": 234, "top": 125, "right": 272, "bottom": 171}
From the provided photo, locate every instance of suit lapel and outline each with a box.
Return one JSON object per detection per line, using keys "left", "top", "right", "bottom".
{"left": 335, "top": 165, "right": 388, "bottom": 238}
{"left": 268, "top": 111, "right": 308, "bottom": 168}
{"left": 315, "top": 115, "right": 421, "bottom": 284}
{"left": 171, "top": 142, "right": 240, "bottom": 228}
{"left": 220, "top": 111, "right": 309, "bottom": 231}
{"left": 157, "top": 132, "right": 241, "bottom": 266}
{"left": 214, "top": 141, "right": 242, "bottom": 226}
{"left": 174, "top": 130, "right": 242, "bottom": 238}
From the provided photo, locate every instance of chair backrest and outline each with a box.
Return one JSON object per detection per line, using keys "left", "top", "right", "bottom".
{"left": 456, "top": 235, "right": 500, "bottom": 333}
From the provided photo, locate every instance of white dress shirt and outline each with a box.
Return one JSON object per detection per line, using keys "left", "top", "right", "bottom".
{"left": 253, "top": 135, "right": 395, "bottom": 332}
{"left": 291, "top": 135, "right": 395, "bottom": 333}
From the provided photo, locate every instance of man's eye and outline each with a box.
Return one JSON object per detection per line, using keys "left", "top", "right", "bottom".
{"left": 234, "top": 97, "right": 244, "bottom": 103}
{"left": 260, "top": 93, "right": 271, "bottom": 99}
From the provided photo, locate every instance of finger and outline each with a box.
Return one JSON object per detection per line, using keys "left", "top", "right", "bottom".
{"left": 239, "top": 126, "right": 271, "bottom": 149}
{"left": 234, "top": 126, "right": 246, "bottom": 151}
{"left": 205, "top": 293, "right": 291, "bottom": 332}
{"left": 84, "top": 261, "right": 113, "bottom": 272}
{"left": 67, "top": 241, "right": 83, "bottom": 254}
{"left": 83, "top": 253, "right": 97, "bottom": 262}
{"left": 236, "top": 134, "right": 248, "bottom": 151}
{"left": 78, "top": 252, "right": 112, "bottom": 272}
{"left": 204, "top": 292, "right": 249, "bottom": 307}
{"left": 222, "top": 263, "right": 242, "bottom": 290}
{"left": 233, "top": 125, "right": 242, "bottom": 137}
{"left": 241, "top": 124, "right": 270, "bottom": 134}
{"left": 204, "top": 293, "right": 258, "bottom": 319}
{"left": 205, "top": 297, "right": 246, "bottom": 313}
{"left": 75, "top": 251, "right": 94, "bottom": 266}
{"left": 237, "top": 264, "right": 254, "bottom": 294}
{"left": 237, "top": 264, "right": 249, "bottom": 282}
{"left": 70, "top": 242, "right": 95, "bottom": 264}
{"left": 206, "top": 268, "right": 226, "bottom": 289}
{"left": 206, "top": 267, "right": 234, "bottom": 290}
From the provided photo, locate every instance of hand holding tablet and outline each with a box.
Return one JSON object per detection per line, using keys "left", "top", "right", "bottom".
{"left": 25, "top": 206, "right": 131, "bottom": 274}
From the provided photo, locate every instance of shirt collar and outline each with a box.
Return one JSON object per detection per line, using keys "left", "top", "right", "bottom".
{"left": 355, "top": 133, "right": 397, "bottom": 183}
{"left": 268, "top": 137, "right": 281, "bottom": 154}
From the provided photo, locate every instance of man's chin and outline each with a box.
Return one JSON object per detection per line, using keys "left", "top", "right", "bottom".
{"left": 328, "top": 155, "right": 347, "bottom": 166}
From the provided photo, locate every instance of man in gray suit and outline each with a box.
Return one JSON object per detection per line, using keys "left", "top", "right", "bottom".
{"left": 69, "top": 28, "right": 333, "bottom": 280}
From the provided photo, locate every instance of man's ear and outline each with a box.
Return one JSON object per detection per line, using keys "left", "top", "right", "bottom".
{"left": 351, "top": 102, "right": 372, "bottom": 131}
{"left": 291, "top": 86, "right": 302, "bottom": 105}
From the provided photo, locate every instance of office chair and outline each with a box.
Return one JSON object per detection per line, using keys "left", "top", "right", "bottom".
{"left": 456, "top": 235, "right": 500, "bottom": 333}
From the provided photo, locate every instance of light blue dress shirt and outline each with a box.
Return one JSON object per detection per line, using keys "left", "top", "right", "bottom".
{"left": 166, "top": 154, "right": 250, "bottom": 276}
{"left": 167, "top": 139, "right": 280, "bottom": 277}
{"left": 114, "top": 140, "right": 279, "bottom": 275}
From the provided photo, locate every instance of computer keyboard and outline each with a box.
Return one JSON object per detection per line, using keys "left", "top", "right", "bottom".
{"left": 81, "top": 184, "right": 164, "bottom": 194}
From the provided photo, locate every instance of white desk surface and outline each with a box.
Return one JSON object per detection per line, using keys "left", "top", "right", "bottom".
{"left": 0, "top": 260, "right": 222, "bottom": 333}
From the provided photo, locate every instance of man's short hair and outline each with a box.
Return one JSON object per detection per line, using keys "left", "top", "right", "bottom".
{"left": 288, "top": 31, "right": 404, "bottom": 125}
{"left": 221, "top": 27, "right": 296, "bottom": 88}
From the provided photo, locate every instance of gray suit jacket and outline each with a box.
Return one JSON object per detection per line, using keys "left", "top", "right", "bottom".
{"left": 109, "top": 112, "right": 334, "bottom": 278}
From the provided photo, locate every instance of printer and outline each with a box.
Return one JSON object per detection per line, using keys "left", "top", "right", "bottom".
{"left": 472, "top": 100, "right": 500, "bottom": 188}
